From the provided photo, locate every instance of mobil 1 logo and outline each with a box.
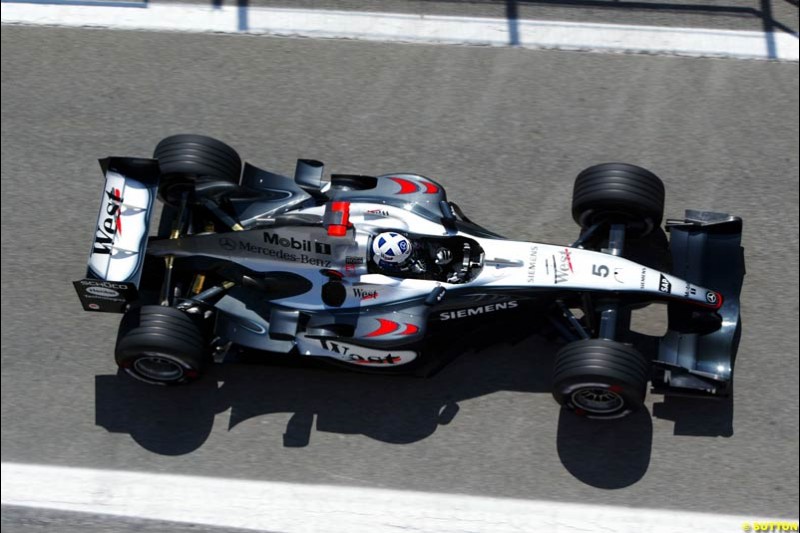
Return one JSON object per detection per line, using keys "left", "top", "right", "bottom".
{"left": 263, "top": 232, "right": 331, "bottom": 255}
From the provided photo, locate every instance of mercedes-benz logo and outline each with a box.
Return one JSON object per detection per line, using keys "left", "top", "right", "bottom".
{"left": 706, "top": 291, "right": 718, "bottom": 304}
{"left": 219, "top": 237, "right": 237, "bottom": 251}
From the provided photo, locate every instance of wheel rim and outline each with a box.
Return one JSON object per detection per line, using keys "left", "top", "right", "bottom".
{"left": 132, "top": 355, "right": 185, "bottom": 382}
{"left": 579, "top": 210, "right": 654, "bottom": 237}
{"left": 570, "top": 386, "right": 624, "bottom": 414}
{"left": 160, "top": 180, "right": 194, "bottom": 206}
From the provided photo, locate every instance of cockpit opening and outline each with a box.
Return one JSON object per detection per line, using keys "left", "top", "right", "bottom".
{"left": 368, "top": 231, "right": 484, "bottom": 284}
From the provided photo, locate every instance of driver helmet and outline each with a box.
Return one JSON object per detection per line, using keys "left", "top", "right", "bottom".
{"left": 372, "top": 231, "right": 413, "bottom": 268}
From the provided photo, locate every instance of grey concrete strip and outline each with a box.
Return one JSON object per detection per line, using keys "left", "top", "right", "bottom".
{"left": 3, "top": 3, "right": 796, "bottom": 61}
{"left": 1, "top": 25, "right": 798, "bottom": 533}
{"left": 148, "top": 0, "right": 800, "bottom": 34}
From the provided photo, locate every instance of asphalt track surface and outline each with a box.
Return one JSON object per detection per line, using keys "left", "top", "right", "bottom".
{"left": 1, "top": 24, "right": 799, "bottom": 529}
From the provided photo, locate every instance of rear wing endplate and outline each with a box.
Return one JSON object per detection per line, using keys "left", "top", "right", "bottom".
{"left": 73, "top": 157, "right": 160, "bottom": 312}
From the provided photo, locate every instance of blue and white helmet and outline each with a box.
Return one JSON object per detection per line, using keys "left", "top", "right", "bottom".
{"left": 372, "top": 232, "right": 412, "bottom": 266}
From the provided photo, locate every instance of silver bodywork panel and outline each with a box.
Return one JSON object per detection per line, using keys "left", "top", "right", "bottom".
{"left": 76, "top": 159, "right": 743, "bottom": 384}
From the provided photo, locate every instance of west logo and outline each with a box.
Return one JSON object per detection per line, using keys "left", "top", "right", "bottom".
{"left": 92, "top": 188, "right": 123, "bottom": 255}
{"left": 320, "top": 339, "right": 401, "bottom": 364}
{"left": 554, "top": 248, "right": 574, "bottom": 284}
{"left": 353, "top": 288, "right": 378, "bottom": 300}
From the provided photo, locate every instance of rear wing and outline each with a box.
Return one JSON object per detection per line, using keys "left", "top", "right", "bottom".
{"left": 73, "top": 157, "right": 160, "bottom": 313}
{"left": 655, "top": 210, "right": 745, "bottom": 396}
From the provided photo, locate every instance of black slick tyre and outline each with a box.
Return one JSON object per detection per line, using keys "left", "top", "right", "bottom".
{"left": 572, "top": 163, "right": 665, "bottom": 237}
{"left": 552, "top": 339, "right": 649, "bottom": 419}
{"left": 153, "top": 134, "right": 242, "bottom": 205}
{"left": 115, "top": 305, "right": 208, "bottom": 386}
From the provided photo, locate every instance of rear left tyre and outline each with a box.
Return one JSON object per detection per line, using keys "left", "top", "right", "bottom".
{"left": 552, "top": 339, "right": 649, "bottom": 419}
{"left": 153, "top": 134, "right": 242, "bottom": 206}
{"left": 115, "top": 305, "right": 208, "bottom": 385}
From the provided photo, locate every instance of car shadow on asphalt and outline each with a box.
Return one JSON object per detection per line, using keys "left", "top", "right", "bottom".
{"left": 94, "top": 320, "right": 557, "bottom": 452}
{"left": 94, "top": 313, "right": 732, "bottom": 489}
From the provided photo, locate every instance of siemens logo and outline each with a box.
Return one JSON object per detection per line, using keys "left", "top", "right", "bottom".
{"left": 439, "top": 301, "right": 518, "bottom": 321}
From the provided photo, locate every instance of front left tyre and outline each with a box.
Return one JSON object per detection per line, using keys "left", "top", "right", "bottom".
{"left": 115, "top": 305, "right": 208, "bottom": 385}
{"left": 571, "top": 162, "right": 665, "bottom": 238}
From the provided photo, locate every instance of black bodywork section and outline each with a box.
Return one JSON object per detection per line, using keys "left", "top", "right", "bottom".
{"left": 654, "top": 211, "right": 745, "bottom": 395}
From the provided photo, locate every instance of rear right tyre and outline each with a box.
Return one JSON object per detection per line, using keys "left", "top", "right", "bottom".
{"left": 115, "top": 305, "right": 208, "bottom": 385}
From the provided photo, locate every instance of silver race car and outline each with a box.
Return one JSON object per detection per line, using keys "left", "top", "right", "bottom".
{"left": 75, "top": 135, "right": 745, "bottom": 419}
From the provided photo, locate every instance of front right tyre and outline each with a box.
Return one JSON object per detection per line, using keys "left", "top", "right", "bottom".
{"left": 552, "top": 339, "right": 649, "bottom": 419}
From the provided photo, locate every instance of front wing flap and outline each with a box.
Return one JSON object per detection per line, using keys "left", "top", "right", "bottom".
{"left": 655, "top": 210, "right": 745, "bottom": 395}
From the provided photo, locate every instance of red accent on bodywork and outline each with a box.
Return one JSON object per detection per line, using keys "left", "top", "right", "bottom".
{"left": 422, "top": 181, "right": 439, "bottom": 194}
{"left": 114, "top": 188, "right": 122, "bottom": 234}
{"left": 401, "top": 323, "right": 420, "bottom": 335}
{"left": 690, "top": 291, "right": 723, "bottom": 310}
{"left": 327, "top": 201, "right": 351, "bottom": 236}
{"left": 354, "top": 355, "right": 402, "bottom": 364}
{"left": 563, "top": 248, "right": 573, "bottom": 272}
{"left": 389, "top": 177, "right": 418, "bottom": 194}
{"left": 365, "top": 318, "right": 400, "bottom": 337}
{"left": 331, "top": 201, "right": 350, "bottom": 225}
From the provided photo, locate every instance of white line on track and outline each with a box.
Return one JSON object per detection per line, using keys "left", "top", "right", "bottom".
{"left": 2, "top": 462, "right": 794, "bottom": 533}
{"left": 1, "top": 2, "right": 798, "bottom": 61}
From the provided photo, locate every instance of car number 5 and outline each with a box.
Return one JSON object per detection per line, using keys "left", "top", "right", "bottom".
{"left": 592, "top": 264, "right": 609, "bottom": 278}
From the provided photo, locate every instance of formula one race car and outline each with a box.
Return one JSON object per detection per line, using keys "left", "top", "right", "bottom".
{"left": 74, "top": 135, "right": 745, "bottom": 419}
